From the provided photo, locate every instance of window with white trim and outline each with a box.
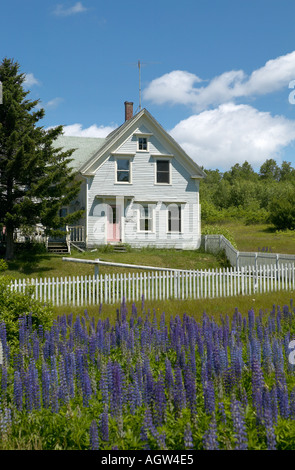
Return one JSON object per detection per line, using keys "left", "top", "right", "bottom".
{"left": 168, "top": 205, "right": 181, "bottom": 232}
{"left": 138, "top": 136, "right": 148, "bottom": 151}
{"left": 156, "top": 159, "right": 170, "bottom": 184}
{"left": 139, "top": 204, "right": 153, "bottom": 232}
{"left": 116, "top": 158, "right": 131, "bottom": 183}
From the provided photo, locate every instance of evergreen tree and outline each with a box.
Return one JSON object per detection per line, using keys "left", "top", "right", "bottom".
{"left": 0, "top": 58, "right": 83, "bottom": 259}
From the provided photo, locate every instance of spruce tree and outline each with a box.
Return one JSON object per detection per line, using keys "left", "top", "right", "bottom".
{"left": 0, "top": 58, "right": 83, "bottom": 259}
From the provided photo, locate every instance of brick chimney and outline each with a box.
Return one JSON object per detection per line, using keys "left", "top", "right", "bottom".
{"left": 124, "top": 101, "right": 133, "bottom": 121}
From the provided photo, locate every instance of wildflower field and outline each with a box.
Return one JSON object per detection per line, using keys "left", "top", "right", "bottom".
{"left": 1, "top": 297, "right": 295, "bottom": 451}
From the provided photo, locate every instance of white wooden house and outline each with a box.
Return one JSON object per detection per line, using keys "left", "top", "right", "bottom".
{"left": 53, "top": 102, "right": 206, "bottom": 250}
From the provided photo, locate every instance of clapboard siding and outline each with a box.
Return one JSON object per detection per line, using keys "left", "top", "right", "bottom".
{"left": 85, "top": 115, "right": 201, "bottom": 249}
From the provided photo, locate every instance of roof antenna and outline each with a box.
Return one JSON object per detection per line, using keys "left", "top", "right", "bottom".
{"left": 138, "top": 60, "right": 142, "bottom": 111}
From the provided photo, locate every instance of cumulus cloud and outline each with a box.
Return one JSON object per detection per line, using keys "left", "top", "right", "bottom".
{"left": 53, "top": 2, "right": 87, "bottom": 16}
{"left": 169, "top": 103, "right": 295, "bottom": 170}
{"left": 45, "top": 97, "right": 64, "bottom": 109}
{"left": 144, "top": 51, "right": 295, "bottom": 111}
{"left": 24, "top": 73, "right": 40, "bottom": 87}
{"left": 62, "top": 123, "right": 117, "bottom": 137}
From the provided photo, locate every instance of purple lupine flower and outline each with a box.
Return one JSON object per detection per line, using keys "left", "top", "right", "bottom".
{"left": 100, "top": 364, "right": 109, "bottom": 407}
{"left": 32, "top": 334, "right": 40, "bottom": 362}
{"left": 100, "top": 408, "right": 109, "bottom": 441}
{"left": 82, "top": 369, "right": 92, "bottom": 407}
{"left": 218, "top": 402, "right": 227, "bottom": 423}
{"left": 127, "top": 328, "right": 134, "bottom": 353}
{"left": 144, "top": 369, "right": 154, "bottom": 407}
{"left": 153, "top": 373, "right": 166, "bottom": 427}
{"left": 0, "top": 407, "right": 12, "bottom": 437}
{"left": 65, "top": 352, "right": 75, "bottom": 399}
{"left": 142, "top": 405, "right": 165, "bottom": 448}
{"left": 89, "top": 420, "right": 99, "bottom": 450}
{"left": 0, "top": 322, "right": 9, "bottom": 365}
{"left": 290, "top": 387, "right": 295, "bottom": 419}
{"left": 262, "top": 388, "right": 276, "bottom": 449}
{"left": 30, "top": 360, "right": 41, "bottom": 411}
{"left": 183, "top": 366, "right": 196, "bottom": 414}
{"left": 248, "top": 308, "right": 255, "bottom": 336}
{"left": 41, "top": 361, "right": 50, "bottom": 408}
{"left": 251, "top": 358, "right": 264, "bottom": 423}
{"left": 184, "top": 423, "right": 194, "bottom": 449}
{"left": 88, "top": 334, "right": 97, "bottom": 364}
{"left": 13, "top": 371, "right": 23, "bottom": 411}
{"left": 276, "top": 310, "right": 281, "bottom": 333}
{"left": 140, "top": 425, "right": 150, "bottom": 450}
{"left": 270, "top": 386, "right": 278, "bottom": 425}
{"left": 109, "top": 361, "right": 124, "bottom": 416}
{"left": 203, "top": 378, "right": 215, "bottom": 415}
{"left": 276, "top": 384, "right": 290, "bottom": 419}
{"left": 50, "top": 356, "right": 59, "bottom": 413}
{"left": 1, "top": 365, "right": 7, "bottom": 400}
{"left": 223, "top": 366, "right": 235, "bottom": 396}
{"left": 173, "top": 365, "right": 186, "bottom": 412}
{"left": 203, "top": 415, "right": 219, "bottom": 450}
{"left": 231, "top": 398, "right": 248, "bottom": 450}
{"left": 272, "top": 338, "right": 284, "bottom": 374}
{"left": 262, "top": 330, "right": 273, "bottom": 375}
{"left": 58, "top": 357, "right": 69, "bottom": 406}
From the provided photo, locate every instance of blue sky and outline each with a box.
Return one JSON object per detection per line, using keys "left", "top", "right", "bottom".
{"left": 2, "top": 0, "right": 295, "bottom": 171}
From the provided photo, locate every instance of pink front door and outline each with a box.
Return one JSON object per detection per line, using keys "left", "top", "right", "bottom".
{"left": 107, "top": 205, "right": 121, "bottom": 242}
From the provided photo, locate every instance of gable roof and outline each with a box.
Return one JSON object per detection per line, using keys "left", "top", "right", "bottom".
{"left": 52, "top": 135, "right": 106, "bottom": 171}
{"left": 53, "top": 108, "right": 206, "bottom": 178}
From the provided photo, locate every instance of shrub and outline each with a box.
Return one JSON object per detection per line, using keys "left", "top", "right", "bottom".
{"left": 201, "top": 224, "right": 237, "bottom": 249}
{"left": 269, "top": 191, "right": 295, "bottom": 230}
{"left": 0, "top": 276, "right": 53, "bottom": 347}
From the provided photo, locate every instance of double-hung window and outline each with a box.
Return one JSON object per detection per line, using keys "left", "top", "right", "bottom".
{"left": 138, "top": 137, "right": 148, "bottom": 151}
{"left": 116, "top": 158, "right": 131, "bottom": 183}
{"left": 168, "top": 205, "right": 181, "bottom": 233}
{"left": 156, "top": 159, "right": 170, "bottom": 184}
{"left": 139, "top": 204, "right": 153, "bottom": 232}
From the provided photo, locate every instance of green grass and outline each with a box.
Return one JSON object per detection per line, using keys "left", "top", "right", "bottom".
{"left": 52, "top": 288, "right": 295, "bottom": 327}
{"left": 221, "top": 221, "right": 295, "bottom": 254}
{"left": 2, "top": 245, "right": 223, "bottom": 280}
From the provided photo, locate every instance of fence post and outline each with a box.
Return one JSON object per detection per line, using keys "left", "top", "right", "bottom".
{"left": 94, "top": 259, "right": 99, "bottom": 279}
{"left": 236, "top": 252, "right": 239, "bottom": 270}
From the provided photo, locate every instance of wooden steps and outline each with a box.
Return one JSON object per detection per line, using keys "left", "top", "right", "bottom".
{"left": 47, "top": 242, "right": 69, "bottom": 254}
{"left": 112, "top": 244, "right": 127, "bottom": 253}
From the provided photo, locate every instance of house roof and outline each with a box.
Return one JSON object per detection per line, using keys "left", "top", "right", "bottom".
{"left": 52, "top": 135, "right": 107, "bottom": 171}
{"left": 53, "top": 108, "right": 206, "bottom": 178}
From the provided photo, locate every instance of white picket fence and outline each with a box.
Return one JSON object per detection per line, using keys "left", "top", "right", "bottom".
{"left": 10, "top": 263, "right": 295, "bottom": 307}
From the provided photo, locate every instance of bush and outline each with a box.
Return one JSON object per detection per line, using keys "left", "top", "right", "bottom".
{"left": 269, "top": 191, "right": 295, "bottom": 230}
{"left": 201, "top": 224, "right": 237, "bottom": 249}
{"left": 0, "top": 276, "right": 53, "bottom": 347}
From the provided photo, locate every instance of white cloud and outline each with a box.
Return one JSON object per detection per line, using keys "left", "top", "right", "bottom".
{"left": 62, "top": 123, "right": 117, "bottom": 137}
{"left": 53, "top": 2, "right": 87, "bottom": 16}
{"left": 169, "top": 103, "right": 295, "bottom": 170}
{"left": 24, "top": 73, "right": 40, "bottom": 87}
{"left": 45, "top": 97, "right": 64, "bottom": 109}
{"left": 144, "top": 51, "right": 295, "bottom": 111}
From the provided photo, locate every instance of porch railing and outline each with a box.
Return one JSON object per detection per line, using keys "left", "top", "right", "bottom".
{"left": 67, "top": 225, "right": 86, "bottom": 243}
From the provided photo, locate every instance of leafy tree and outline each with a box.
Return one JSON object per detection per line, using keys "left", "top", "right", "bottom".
{"left": 0, "top": 58, "right": 83, "bottom": 259}
{"left": 279, "top": 161, "right": 295, "bottom": 182}
{"left": 259, "top": 158, "right": 280, "bottom": 181}
{"left": 268, "top": 190, "right": 295, "bottom": 230}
